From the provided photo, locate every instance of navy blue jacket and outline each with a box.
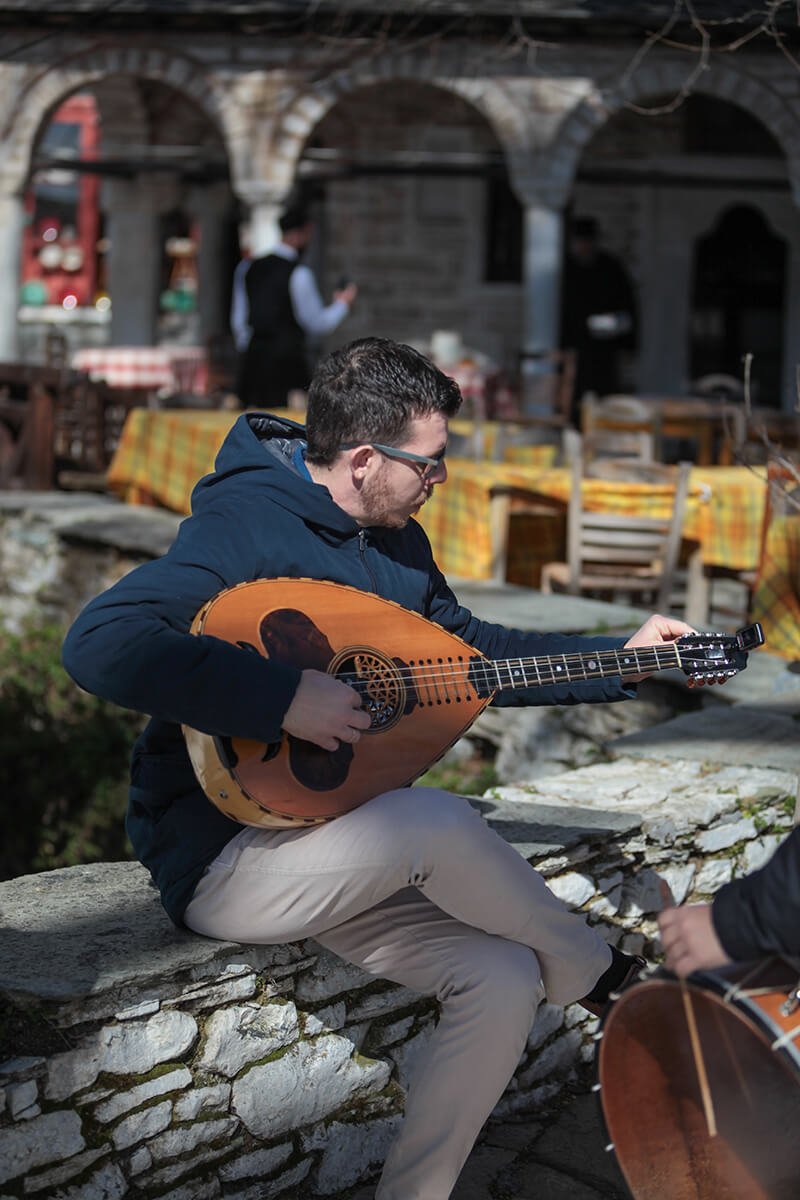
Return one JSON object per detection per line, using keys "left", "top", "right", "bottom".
{"left": 63, "top": 413, "right": 635, "bottom": 925}
{"left": 713, "top": 826, "right": 800, "bottom": 960}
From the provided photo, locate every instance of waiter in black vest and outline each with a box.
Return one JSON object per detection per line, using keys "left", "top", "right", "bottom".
{"left": 239, "top": 205, "right": 357, "bottom": 408}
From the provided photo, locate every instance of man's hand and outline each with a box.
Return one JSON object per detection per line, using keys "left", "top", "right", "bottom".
{"left": 335, "top": 283, "right": 358, "bottom": 306}
{"left": 623, "top": 613, "right": 696, "bottom": 682}
{"left": 282, "top": 669, "right": 371, "bottom": 751}
{"left": 658, "top": 904, "right": 732, "bottom": 977}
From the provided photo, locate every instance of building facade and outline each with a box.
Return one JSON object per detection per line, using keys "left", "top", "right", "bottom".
{"left": 2, "top": 2, "right": 800, "bottom": 410}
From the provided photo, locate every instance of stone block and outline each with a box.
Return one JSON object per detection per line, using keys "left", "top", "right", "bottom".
{"left": 232, "top": 1035, "right": 391, "bottom": 1140}
{"left": 110, "top": 1099, "right": 172, "bottom": 1151}
{"left": 0, "top": 1110, "right": 84, "bottom": 1186}
{"left": 197, "top": 1000, "right": 299, "bottom": 1077}
{"left": 46, "top": 1010, "right": 198, "bottom": 1101}
{"left": 93, "top": 1067, "right": 191, "bottom": 1123}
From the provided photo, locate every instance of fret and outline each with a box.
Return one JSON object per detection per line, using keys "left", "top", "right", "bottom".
{"left": 509, "top": 657, "right": 527, "bottom": 687}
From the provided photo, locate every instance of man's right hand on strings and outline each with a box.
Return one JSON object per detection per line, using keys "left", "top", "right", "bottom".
{"left": 281, "top": 668, "right": 371, "bottom": 750}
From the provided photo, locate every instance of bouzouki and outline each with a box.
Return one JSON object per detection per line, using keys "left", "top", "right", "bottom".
{"left": 183, "top": 578, "right": 764, "bottom": 827}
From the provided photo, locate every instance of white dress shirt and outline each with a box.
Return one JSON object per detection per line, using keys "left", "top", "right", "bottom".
{"left": 272, "top": 242, "right": 349, "bottom": 336}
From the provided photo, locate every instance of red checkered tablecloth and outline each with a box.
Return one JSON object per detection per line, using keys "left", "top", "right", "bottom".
{"left": 72, "top": 346, "right": 208, "bottom": 394}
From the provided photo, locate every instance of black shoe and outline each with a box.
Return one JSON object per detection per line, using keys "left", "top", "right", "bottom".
{"left": 579, "top": 948, "right": 646, "bottom": 1018}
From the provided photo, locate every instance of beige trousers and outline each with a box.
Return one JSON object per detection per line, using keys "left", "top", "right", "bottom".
{"left": 184, "top": 787, "right": 610, "bottom": 1200}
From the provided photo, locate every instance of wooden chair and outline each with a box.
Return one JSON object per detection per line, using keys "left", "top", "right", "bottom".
{"left": 581, "top": 394, "right": 661, "bottom": 463}
{"left": 540, "top": 437, "right": 692, "bottom": 613}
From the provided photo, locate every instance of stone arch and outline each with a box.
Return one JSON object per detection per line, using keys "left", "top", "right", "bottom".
{"left": 0, "top": 44, "right": 232, "bottom": 194}
{"left": 258, "top": 59, "right": 530, "bottom": 197}
{"left": 538, "top": 56, "right": 800, "bottom": 208}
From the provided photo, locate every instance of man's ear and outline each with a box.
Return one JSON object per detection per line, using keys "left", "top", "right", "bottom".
{"left": 348, "top": 445, "right": 374, "bottom": 480}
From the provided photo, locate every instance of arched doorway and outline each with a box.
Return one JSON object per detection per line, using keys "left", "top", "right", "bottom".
{"left": 690, "top": 205, "right": 787, "bottom": 406}
{"left": 20, "top": 76, "right": 234, "bottom": 361}
{"left": 566, "top": 90, "right": 794, "bottom": 401}
{"left": 295, "top": 80, "right": 521, "bottom": 372}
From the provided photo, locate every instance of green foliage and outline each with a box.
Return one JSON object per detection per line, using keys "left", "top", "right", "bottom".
{"left": 0, "top": 622, "right": 144, "bottom": 878}
{"left": 417, "top": 757, "right": 498, "bottom": 797}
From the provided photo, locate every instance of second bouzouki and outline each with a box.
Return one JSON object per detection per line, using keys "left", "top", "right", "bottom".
{"left": 183, "top": 578, "right": 764, "bottom": 827}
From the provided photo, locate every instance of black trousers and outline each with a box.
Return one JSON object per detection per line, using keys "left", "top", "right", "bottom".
{"left": 239, "top": 338, "right": 309, "bottom": 409}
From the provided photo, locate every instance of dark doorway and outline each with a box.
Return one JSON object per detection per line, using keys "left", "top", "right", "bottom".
{"left": 690, "top": 205, "right": 786, "bottom": 406}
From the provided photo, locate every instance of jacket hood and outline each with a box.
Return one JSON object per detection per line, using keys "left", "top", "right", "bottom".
{"left": 190, "top": 412, "right": 358, "bottom": 536}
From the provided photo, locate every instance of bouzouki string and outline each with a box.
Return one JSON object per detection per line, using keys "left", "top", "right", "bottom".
{"left": 338, "top": 644, "right": 684, "bottom": 694}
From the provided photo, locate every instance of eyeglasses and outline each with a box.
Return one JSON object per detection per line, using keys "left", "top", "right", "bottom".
{"left": 343, "top": 442, "right": 447, "bottom": 481}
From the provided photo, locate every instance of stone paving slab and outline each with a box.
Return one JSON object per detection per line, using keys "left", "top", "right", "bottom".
{"left": 609, "top": 706, "right": 800, "bottom": 773}
{"left": 450, "top": 578, "right": 651, "bottom": 635}
{"left": 472, "top": 795, "right": 644, "bottom": 860}
{"left": 0, "top": 862, "right": 294, "bottom": 1003}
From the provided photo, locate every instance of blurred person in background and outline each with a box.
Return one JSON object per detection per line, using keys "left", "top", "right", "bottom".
{"left": 238, "top": 205, "right": 357, "bottom": 408}
{"left": 560, "top": 216, "right": 638, "bottom": 426}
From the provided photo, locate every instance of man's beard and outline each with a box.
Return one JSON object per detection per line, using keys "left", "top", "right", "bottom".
{"left": 360, "top": 471, "right": 425, "bottom": 529}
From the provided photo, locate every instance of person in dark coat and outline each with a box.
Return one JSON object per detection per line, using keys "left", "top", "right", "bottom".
{"left": 239, "top": 204, "right": 356, "bottom": 408}
{"left": 63, "top": 336, "right": 696, "bottom": 1200}
{"left": 659, "top": 825, "right": 800, "bottom": 972}
{"left": 560, "top": 216, "right": 638, "bottom": 426}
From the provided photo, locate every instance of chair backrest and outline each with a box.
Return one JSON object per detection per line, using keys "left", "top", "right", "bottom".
{"left": 581, "top": 393, "right": 660, "bottom": 462}
{"left": 565, "top": 435, "right": 692, "bottom": 611}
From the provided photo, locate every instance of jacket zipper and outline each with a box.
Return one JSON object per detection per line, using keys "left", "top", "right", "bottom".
{"left": 358, "top": 529, "right": 379, "bottom": 592}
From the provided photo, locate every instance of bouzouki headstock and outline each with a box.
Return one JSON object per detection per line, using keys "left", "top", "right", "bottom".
{"left": 676, "top": 622, "right": 765, "bottom": 687}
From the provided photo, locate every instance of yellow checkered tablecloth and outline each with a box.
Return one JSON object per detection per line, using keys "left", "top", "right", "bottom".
{"left": 107, "top": 410, "right": 767, "bottom": 575}
{"left": 106, "top": 408, "right": 799, "bottom": 653}
{"left": 107, "top": 410, "right": 766, "bottom": 576}
{"left": 417, "top": 461, "right": 767, "bottom": 583}
{"left": 751, "top": 514, "right": 800, "bottom": 660}
{"left": 107, "top": 409, "right": 240, "bottom": 510}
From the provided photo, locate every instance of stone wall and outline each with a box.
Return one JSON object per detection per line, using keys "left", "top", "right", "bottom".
{"left": 1, "top": 745, "right": 796, "bottom": 1197}
{"left": 0, "top": 858, "right": 599, "bottom": 1200}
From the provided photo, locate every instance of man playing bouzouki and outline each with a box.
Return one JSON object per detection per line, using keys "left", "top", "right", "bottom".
{"left": 64, "top": 337, "right": 704, "bottom": 1200}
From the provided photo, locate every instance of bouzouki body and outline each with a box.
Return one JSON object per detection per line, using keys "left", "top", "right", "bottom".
{"left": 184, "top": 578, "right": 493, "bottom": 826}
{"left": 183, "top": 577, "right": 763, "bottom": 827}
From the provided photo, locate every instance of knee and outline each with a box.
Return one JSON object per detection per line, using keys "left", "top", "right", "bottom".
{"left": 460, "top": 940, "right": 544, "bottom": 1027}
{"left": 375, "top": 787, "right": 479, "bottom": 840}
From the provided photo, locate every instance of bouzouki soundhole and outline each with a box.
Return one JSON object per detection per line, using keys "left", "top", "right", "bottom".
{"left": 328, "top": 647, "right": 406, "bottom": 731}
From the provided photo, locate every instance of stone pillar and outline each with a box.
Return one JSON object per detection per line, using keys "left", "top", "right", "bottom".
{"left": 519, "top": 202, "right": 565, "bottom": 418}
{"left": 102, "top": 175, "right": 180, "bottom": 346}
{"left": 236, "top": 183, "right": 286, "bottom": 258}
{"left": 0, "top": 189, "right": 25, "bottom": 360}
{"left": 187, "top": 183, "right": 234, "bottom": 342}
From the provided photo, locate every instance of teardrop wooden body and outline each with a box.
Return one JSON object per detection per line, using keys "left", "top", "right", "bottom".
{"left": 184, "top": 578, "right": 493, "bottom": 826}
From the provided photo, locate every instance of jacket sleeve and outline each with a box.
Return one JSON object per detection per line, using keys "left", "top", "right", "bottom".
{"left": 62, "top": 495, "right": 302, "bottom": 743}
{"left": 712, "top": 827, "right": 800, "bottom": 960}
{"left": 425, "top": 564, "right": 636, "bottom": 707}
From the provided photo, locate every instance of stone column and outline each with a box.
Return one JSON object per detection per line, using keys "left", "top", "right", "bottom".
{"left": 0, "top": 189, "right": 25, "bottom": 360}
{"left": 102, "top": 174, "right": 180, "bottom": 346}
{"left": 236, "top": 183, "right": 286, "bottom": 257}
{"left": 519, "top": 202, "right": 565, "bottom": 418}
{"left": 187, "top": 182, "right": 234, "bottom": 342}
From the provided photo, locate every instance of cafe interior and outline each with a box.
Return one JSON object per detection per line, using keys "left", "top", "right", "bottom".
{"left": 2, "top": 66, "right": 798, "bottom": 659}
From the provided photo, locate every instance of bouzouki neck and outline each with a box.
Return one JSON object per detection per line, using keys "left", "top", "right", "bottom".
{"left": 469, "top": 644, "right": 682, "bottom": 696}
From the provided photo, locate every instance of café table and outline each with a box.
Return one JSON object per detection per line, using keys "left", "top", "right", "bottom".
{"left": 416, "top": 459, "right": 767, "bottom": 628}
{"left": 72, "top": 345, "right": 208, "bottom": 396}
